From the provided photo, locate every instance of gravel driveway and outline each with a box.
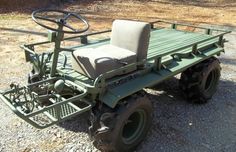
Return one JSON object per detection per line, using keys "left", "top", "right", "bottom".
{"left": 0, "top": 26, "right": 235, "bottom": 152}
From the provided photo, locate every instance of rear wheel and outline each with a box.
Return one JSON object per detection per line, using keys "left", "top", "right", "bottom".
{"left": 90, "top": 92, "right": 153, "bottom": 152}
{"left": 179, "top": 57, "right": 221, "bottom": 103}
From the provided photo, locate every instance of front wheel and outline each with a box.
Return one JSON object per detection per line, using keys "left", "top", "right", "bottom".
{"left": 179, "top": 57, "right": 221, "bottom": 103}
{"left": 91, "top": 92, "right": 153, "bottom": 152}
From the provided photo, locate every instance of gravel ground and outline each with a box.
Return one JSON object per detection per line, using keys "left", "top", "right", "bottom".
{"left": 0, "top": 25, "right": 235, "bottom": 152}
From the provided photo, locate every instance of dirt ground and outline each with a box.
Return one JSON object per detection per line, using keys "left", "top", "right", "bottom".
{"left": 0, "top": 1, "right": 235, "bottom": 152}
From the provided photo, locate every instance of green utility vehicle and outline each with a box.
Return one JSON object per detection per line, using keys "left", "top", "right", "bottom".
{"left": 0, "top": 9, "right": 231, "bottom": 151}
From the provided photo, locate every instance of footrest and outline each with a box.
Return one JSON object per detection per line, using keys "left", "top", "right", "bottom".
{"left": 0, "top": 81, "right": 91, "bottom": 129}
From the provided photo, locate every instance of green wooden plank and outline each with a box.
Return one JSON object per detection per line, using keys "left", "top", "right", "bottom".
{"left": 176, "top": 38, "right": 219, "bottom": 54}
{"left": 147, "top": 37, "right": 205, "bottom": 59}
{"left": 150, "top": 33, "right": 209, "bottom": 49}
{"left": 150, "top": 29, "right": 187, "bottom": 40}
{"left": 150, "top": 28, "right": 206, "bottom": 40}
{"left": 156, "top": 38, "right": 218, "bottom": 66}
{"left": 149, "top": 32, "right": 209, "bottom": 50}
{"left": 148, "top": 35, "right": 211, "bottom": 58}
{"left": 148, "top": 35, "right": 200, "bottom": 56}
{"left": 149, "top": 29, "right": 202, "bottom": 44}
{"left": 156, "top": 35, "right": 216, "bottom": 54}
{"left": 148, "top": 34, "right": 201, "bottom": 54}
{"left": 149, "top": 31, "right": 197, "bottom": 45}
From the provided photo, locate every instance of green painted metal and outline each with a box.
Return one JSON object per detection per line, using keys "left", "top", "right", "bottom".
{"left": 0, "top": 79, "right": 91, "bottom": 129}
{"left": 0, "top": 19, "right": 231, "bottom": 129}
{"left": 50, "top": 25, "right": 64, "bottom": 77}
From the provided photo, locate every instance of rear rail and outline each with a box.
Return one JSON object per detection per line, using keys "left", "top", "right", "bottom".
{"left": 0, "top": 79, "right": 91, "bottom": 129}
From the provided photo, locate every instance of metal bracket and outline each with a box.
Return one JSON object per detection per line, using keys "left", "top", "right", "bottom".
{"left": 48, "top": 30, "right": 57, "bottom": 42}
{"left": 205, "top": 29, "right": 212, "bottom": 35}
{"left": 154, "top": 57, "right": 162, "bottom": 71}
{"left": 81, "top": 36, "right": 88, "bottom": 44}
{"left": 171, "top": 24, "right": 177, "bottom": 29}
{"left": 192, "top": 44, "right": 198, "bottom": 55}
{"left": 218, "top": 35, "right": 224, "bottom": 47}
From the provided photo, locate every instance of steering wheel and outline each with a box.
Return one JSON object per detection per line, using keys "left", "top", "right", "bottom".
{"left": 32, "top": 9, "right": 89, "bottom": 34}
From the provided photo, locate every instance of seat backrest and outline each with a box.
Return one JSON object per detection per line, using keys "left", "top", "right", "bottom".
{"left": 111, "top": 20, "right": 151, "bottom": 62}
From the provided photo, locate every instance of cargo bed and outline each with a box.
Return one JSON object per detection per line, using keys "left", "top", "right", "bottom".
{"left": 55, "top": 21, "right": 227, "bottom": 88}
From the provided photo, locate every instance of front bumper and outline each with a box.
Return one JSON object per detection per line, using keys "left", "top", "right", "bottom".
{"left": 0, "top": 78, "right": 91, "bottom": 129}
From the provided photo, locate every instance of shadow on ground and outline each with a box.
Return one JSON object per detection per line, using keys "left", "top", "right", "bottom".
{"left": 221, "top": 58, "right": 236, "bottom": 66}
{"left": 139, "top": 77, "right": 236, "bottom": 152}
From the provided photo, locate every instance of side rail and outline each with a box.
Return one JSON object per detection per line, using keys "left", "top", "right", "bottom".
{"left": 22, "top": 30, "right": 111, "bottom": 49}
{"left": 150, "top": 20, "right": 231, "bottom": 35}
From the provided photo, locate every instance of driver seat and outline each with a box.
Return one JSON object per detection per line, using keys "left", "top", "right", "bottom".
{"left": 72, "top": 20, "right": 151, "bottom": 79}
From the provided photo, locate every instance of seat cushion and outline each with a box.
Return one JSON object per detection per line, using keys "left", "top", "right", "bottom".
{"left": 72, "top": 45, "right": 137, "bottom": 79}
{"left": 111, "top": 20, "right": 151, "bottom": 62}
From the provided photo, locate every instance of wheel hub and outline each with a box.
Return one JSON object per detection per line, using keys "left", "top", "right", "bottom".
{"left": 122, "top": 109, "right": 147, "bottom": 144}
